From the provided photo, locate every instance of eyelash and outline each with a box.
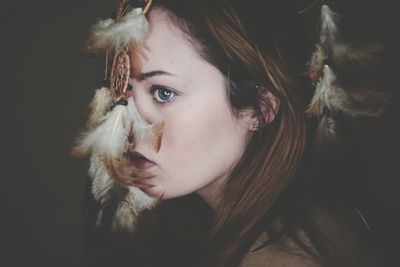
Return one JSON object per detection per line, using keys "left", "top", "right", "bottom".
{"left": 150, "top": 85, "right": 177, "bottom": 105}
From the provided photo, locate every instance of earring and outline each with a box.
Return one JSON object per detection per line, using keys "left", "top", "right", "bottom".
{"left": 252, "top": 123, "right": 260, "bottom": 130}
{"left": 256, "top": 84, "right": 268, "bottom": 95}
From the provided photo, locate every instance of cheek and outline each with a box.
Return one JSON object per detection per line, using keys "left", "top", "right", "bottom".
{"left": 157, "top": 94, "right": 248, "bottom": 196}
{"left": 166, "top": 96, "right": 240, "bottom": 162}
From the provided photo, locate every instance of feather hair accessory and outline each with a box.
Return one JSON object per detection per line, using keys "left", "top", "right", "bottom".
{"left": 127, "top": 98, "right": 165, "bottom": 152}
{"left": 86, "top": 87, "right": 113, "bottom": 129}
{"left": 88, "top": 8, "right": 150, "bottom": 53}
{"left": 306, "top": 4, "right": 388, "bottom": 142}
{"left": 319, "top": 4, "right": 340, "bottom": 50}
{"left": 73, "top": 0, "right": 161, "bottom": 232}
{"left": 307, "top": 4, "right": 340, "bottom": 85}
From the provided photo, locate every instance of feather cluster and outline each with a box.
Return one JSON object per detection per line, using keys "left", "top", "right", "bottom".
{"left": 306, "top": 4, "right": 388, "bottom": 142}
{"left": 88, "top": 8, "right": 149, "bottom": 52}
{"left": 72, "top": 5, "right": 164, "bottom": 231}
{"left": 74, "top": 92, "right": 159, "bottom": 231}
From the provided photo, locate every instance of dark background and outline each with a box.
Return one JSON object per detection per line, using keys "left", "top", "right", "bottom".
{"left": 1, "top": 0, "right": 398, "bottom": 266}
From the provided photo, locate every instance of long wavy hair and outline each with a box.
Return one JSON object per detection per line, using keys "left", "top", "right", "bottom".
{"left": 148, "top": 0, "right": 318, "bottom": 266}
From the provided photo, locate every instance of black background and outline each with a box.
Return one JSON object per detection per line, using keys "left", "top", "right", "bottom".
{"left": 1, "top": 0, "right": 399, "bottom": 266}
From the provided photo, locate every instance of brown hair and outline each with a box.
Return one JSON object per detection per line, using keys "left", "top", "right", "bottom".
{"left": 151, "top": 0, "right": 317, "bottom": 266}
{"left": 82, "top": 1, "right": 387, "bottom": 266}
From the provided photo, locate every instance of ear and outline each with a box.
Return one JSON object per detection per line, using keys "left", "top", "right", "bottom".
{"left": 239, "top": 90, "right": 279, "bottom": 131}
{"left": 261, "top": 90, "right": 279, "bottom": 124}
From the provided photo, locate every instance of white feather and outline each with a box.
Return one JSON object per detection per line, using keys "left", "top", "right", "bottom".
{"left": 126, "top": 98, "right": 157, "bottom": 142}
{"left": 87, "top": 87, "right": 113, "bottom": 128}
{"left": 112, "top": 199, "right": 137, "bottom": 231}
{"left": 78, "top": 104, "right": 130, "bottom": 157}
{"left": 128, "top": 186, "right": 156, "bottom": 210}
{"left": 308, "top": 5, "right": 340, "bottom": 75}
{"left": 112, "top": 187, "right": 156, "bottom": 231}
{"left": 89, "top": 154, "right": 115, "bottom": 203}
{"left": 309, "top": 65, "right": 352, "bottom": 115}
{"left": 308, "top": 44, "right": 327, "bottom": 72}
{"left": 320, "top": 5, "right": 340, "bottom": 47}
{"left": 91, "top": 8, "right": 149, "bottom": 50}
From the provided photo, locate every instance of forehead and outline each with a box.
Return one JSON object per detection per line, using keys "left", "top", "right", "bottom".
{"left": 130, "top": 9, "right": 203, "bottom": 76}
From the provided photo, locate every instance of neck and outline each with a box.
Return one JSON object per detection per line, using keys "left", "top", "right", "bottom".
{"left": 196, "top": 175, "right": 227, "bottom": 211}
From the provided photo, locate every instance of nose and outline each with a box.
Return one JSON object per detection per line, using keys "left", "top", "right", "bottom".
{"left": 128, "top": 121, "right": 164, "bottom": 154}
{"left": 127, "top": 94, "right": 164, "bottom": 153}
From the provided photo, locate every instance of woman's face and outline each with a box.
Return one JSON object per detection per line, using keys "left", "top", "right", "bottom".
{"left": 128, "top": 10, "right": 253, "bottom": 203}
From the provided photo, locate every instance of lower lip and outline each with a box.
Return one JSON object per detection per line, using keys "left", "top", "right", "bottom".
{"left": 136, "top": 159, "right": 156, "bottom": 170}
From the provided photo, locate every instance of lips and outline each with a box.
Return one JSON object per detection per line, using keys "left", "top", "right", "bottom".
{"left": 128, "top": 151, "right": 156, "bottom": 170}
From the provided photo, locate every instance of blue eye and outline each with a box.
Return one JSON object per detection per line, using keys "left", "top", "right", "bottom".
{"left": 151, "top": 86, "right": 176, "bottom": 104}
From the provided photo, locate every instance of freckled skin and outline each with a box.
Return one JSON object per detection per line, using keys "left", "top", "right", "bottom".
{"left": 129, "top": 10, "right": 254, "bottom": 205}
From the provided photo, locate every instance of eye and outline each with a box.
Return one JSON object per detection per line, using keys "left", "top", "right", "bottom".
{"left": 151, "top": 85, "right": 176, "bottom": 104}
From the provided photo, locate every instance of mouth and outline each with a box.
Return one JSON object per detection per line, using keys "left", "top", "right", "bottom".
{"left": 127, "top": 151, "right": 156, "bottom": 170}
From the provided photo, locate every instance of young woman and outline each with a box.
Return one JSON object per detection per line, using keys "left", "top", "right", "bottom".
{"left": 74, "top": 0, "right": 387, "bottom": 266}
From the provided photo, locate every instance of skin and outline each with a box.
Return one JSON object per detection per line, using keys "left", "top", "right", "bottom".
{"left": 128, "top": 10, "right": 257, "bottom": 207}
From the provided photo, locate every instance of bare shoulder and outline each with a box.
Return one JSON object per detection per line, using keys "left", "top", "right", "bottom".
{"left": 240, "top": 205, "right": 378, "bottom": 267}
{"left": 239, "top": 233, "right": 321, "bottom": 267}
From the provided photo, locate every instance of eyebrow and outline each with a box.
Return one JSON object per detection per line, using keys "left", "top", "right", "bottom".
{"left": 133, "top": 70, "right": 174, "bottom": 82}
